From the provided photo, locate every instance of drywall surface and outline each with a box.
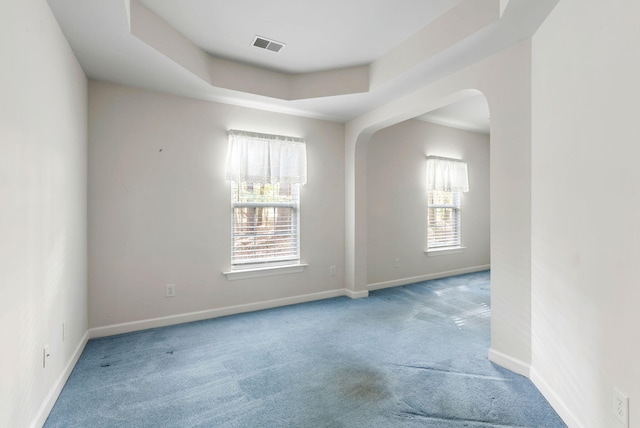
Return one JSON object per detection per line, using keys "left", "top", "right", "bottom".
{"left": 367, "top": 120, "right": 490, "bottom": 286}
{"left": 88, "top": 82, "right": 345, "bottom": 329}
{"left": 531, "top": 0, "right": 640, "bottom": 426}
{"left": 0, "top": 1, "right": 88, "bottom": 427}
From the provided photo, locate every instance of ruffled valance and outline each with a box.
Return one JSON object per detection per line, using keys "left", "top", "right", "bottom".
{"left": 226, "top": 130, "right": 307, "bottom": 185}
{"left": 426, "top": 156, "right": 469, "bottom": 192}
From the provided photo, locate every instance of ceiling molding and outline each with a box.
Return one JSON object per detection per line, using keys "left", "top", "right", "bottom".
{"left": 127, "top": 0, "right": 501, "bottom": 101}
{"left": 129, "top": 0, "right": 369, "bottom": 100}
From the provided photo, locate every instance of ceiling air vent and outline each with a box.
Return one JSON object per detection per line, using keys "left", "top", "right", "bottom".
{"left": 252, "top": 36, "right": 285, "bottom": 53}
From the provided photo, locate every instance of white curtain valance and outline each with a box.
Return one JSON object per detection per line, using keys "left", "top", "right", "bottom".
{"left": 226, "top": 129, "right": 307, "bottom": 185}
{"left": 426, "top": 156, "right": 469, "bottom": 192}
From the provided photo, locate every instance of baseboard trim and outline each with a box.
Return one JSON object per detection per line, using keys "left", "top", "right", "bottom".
{"left": 89, "top": 289, "right": 348, "bottom": 338}
{"left": 32, "top": 330, "right": 89, "bottom": 428}
{"left": 530, "top": 367, "right": 583, "bottom": 428}
{"left": 488, "top": 348, "right": 531, "bottom": 377}
{"left": 367, "top": 265, "right": 491, "bottom": 291}
{"left": 344, "top": 289, "right": 369, "bottom": 299}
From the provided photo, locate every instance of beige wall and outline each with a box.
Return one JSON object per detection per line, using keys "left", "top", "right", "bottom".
{"left": 531, "top": 0, "right": 640, "bottom": 426}
{"left": 366, "top": 120, "right": 490, "bottom": 286}
{"left": 0, "top": 1, "right": 88, "bottom": 427}
{"left": 88, "top": 81, "right": 345, "bottom": 331}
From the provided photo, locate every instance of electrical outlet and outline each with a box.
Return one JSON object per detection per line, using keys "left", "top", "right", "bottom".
{"left": 329, "top": 265, "right": 336, "bottom": 276}
{"left": 43, "top": 345, "right": 50, "bottom": 368}
{"left": 394, "top": 258, "right": 400, "bottom": 268}
{"left": 613, "top": 389, "right": 629, "bottom": 426}
{"left": 166, "top": 284, "right": 176, "bottom": 298}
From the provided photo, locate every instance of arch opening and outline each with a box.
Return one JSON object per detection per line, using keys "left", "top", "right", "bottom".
{"left": 345, "top": 38, "right": 535, "bottom": 380}
{"left": 364, "top": 92, "right": 491, "bottom": 291}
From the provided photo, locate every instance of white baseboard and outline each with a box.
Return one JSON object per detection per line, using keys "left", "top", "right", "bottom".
{"left": 32, "top": 330, "right": 89, "bottom": 428}
{"left": 367, "top": 265, "right": 491, "bottom": 291}
{"left": 530, "top": 367, "right": 584, "bottom": 428}
{"left": 89, "top": 289, "right": 348, "bottom": 338}
{"left": 488, "top": 348, "right": 531, "bottom": 377}
{"left": 344, "top": 289, "right": 369, "bottom": 299}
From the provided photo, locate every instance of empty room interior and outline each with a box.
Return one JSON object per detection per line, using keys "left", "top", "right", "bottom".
{"left": 2, "top": 0, "right": 639, "bottom": 427}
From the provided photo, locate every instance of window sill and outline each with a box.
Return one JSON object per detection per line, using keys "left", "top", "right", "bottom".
{"left": 425, "top": 246, "right": 466, "bottom": 256}
{"left": 223, "top": 263, "right": 308, "bottom": 281}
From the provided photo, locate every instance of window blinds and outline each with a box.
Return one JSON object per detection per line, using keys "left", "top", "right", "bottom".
{"left": 231, "top": 182, "right": 299, "bottom": 266}
{"left": 427, "top": 191, "right": 461, "bottom": 249}
{"left": 426, "top": 156, "right": 468, "bottom": 249}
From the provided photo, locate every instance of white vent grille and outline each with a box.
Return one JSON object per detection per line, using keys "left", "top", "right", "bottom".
{"left": 252, "top": 36, "right": 285, "bottom": 53}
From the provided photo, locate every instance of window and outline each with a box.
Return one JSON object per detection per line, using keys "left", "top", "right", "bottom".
{"left": 427, "top": 190, "right": 461, "bottom": 249}
{"left": 225, "top": 130, "right": 306, "bottom": 270}
{"left": 231, "top": 181, "right": 299, "bottom": 266}
{"left": 426, "top": 156, "right": 469, "bottom": 252}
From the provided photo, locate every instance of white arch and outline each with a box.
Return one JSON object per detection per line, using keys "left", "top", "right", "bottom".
{"left": 344, "top": 40, "right": 533, "bottom": 375}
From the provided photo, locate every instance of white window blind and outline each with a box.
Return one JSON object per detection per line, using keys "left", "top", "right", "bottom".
{"left": 427, "top": 190, "right": 461, "bottom": 249}
{"left": 226, "top": 130, "right": 306, "bottom": 268}
{"left": 231, "top": 182, "right": 300, "bottom": 266}
{"left": 426, "top": 156, "right": 469, "bottom": 250}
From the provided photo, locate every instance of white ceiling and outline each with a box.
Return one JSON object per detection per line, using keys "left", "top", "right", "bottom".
{"left": 138, "top": 0, "right": 461, "bottom": 74}
{"left": 47, "top": 0, "right": 557, "bottom": 127}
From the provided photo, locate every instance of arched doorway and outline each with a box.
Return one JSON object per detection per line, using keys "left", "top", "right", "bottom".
{"left": 344, "top": 41, "right": 535, "bottom": 377}
{"left": 365, "top": 94, "right": 490, "bottom": 290}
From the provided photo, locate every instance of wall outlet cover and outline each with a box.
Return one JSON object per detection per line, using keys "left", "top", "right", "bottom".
{"left": 613, "top": 388, "right": 629, "bottom": 426}
{"left": 166, "top": 284, "right": 176, "bottom": 298}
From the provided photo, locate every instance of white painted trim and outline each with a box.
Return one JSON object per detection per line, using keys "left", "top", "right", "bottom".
{"left": 344, "top": 289, "right": 369, "bottom": 299}
{"left": 530, "top": 367, "right": 584, "bottom": 428}
{"left": 89, "top": 289, "right": 346, "bottom": 338}
{"left": 367, "top": 265, "right": 490, "bottom": 291}
{"left": 425, "top": 246, "right": 466, "bottom": 256}
{"left": 32, "top": 330, "right": 89, "bottom": 428}
{"left": 500, "top": 0, "right": 511, "bottom": 17}
{"left": 487, "top": 348, "right": 531, "bottom": 377}
{"left": 223, "top": 263, "right": 308, "bottom": 280}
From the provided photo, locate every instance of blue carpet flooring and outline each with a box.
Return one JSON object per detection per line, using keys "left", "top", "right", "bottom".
{"left": 45, "top": 271, "right": 565, "bottom": 427}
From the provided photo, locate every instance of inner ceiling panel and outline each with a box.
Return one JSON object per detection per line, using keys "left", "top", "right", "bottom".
{"left": 139, "top": 0, "right": 462, "bottom": 73}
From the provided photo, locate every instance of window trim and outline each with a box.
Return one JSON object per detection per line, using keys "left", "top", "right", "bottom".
{"left": 223, "top": 263, "right": 308, "bottom": 281}
{"left": 425, "top": 246, "right": 465, "bottom": 256}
